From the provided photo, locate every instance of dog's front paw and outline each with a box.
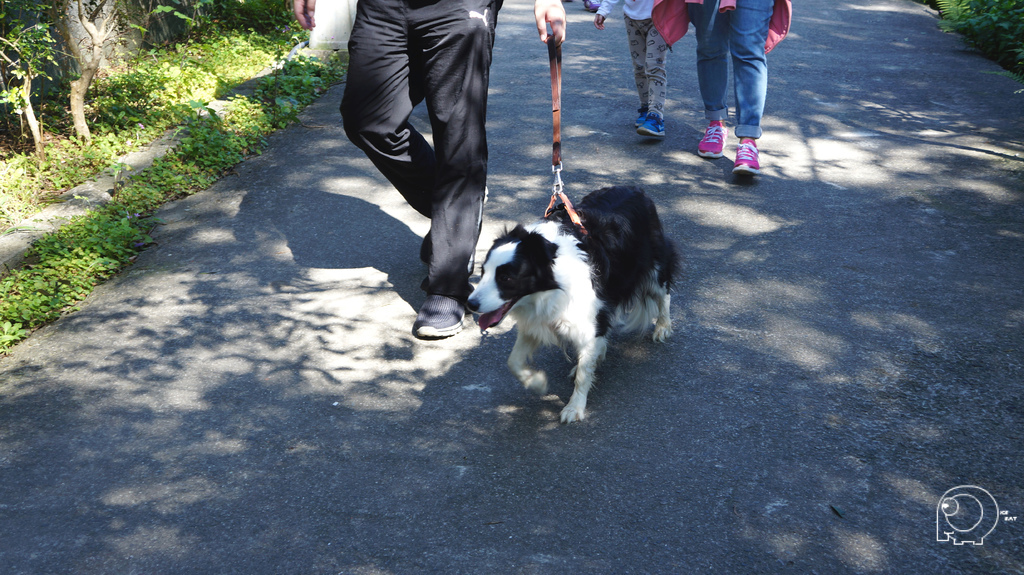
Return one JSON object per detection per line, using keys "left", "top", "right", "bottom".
{"left": 652, "top": 321, "right": 673, "bottom": 343}
{"left": 519, "top": 370, "right": 548, "bottom": 395}
{"left": 560, "top": 400, "right": 587, "bottom": 423}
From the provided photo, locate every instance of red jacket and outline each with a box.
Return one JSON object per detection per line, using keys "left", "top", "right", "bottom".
{"left": 652, "top": 0, "right": 792, "bottom": 53}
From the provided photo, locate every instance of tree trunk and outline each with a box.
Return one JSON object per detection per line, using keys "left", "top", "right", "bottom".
{"left": 68, "top": 74, "right": 93, "bottom": 144}
{"left": 53, "top": 0, "right": 114, "bottom": 145}
{"left": 68, "top": 23, "right": 104, "bottom": 144}
{"left": 20, "top": 72, "right": 45, "bottom": 160}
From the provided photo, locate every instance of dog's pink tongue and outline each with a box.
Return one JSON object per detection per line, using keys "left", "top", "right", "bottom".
{"left": 477, "top": 302, "right": 511, "bottom": 331}
{"left": 477, "top": 309, "right": 503, "bottom": 331}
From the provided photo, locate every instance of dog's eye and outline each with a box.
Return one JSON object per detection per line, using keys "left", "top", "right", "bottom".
{"left": 497, "top": 273, "right": 512, "bottom": 285}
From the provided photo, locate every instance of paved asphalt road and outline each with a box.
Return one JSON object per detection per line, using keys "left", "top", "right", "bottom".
{"left": 2, "top": 0, "right": 1023, "bottom": 572}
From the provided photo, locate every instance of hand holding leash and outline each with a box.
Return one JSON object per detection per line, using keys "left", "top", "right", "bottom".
{"left": 535, "top": 0, "right": 566, "bottom": 44}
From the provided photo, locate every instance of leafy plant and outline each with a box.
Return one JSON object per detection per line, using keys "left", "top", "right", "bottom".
{"left": 0, "top": 0, "right": 58, "bottom": 159}
{"left": 934, "top": 0, "right": 1024, "bottom": 83}
{"left": 205, "top": 0, "right": 293, "bottom": 33}
{"left": 0, "top": 321, "right": 27, "bottom": 347}
{"left": 150, "top": 0, "right": 210, "bottom": 28}
{"left": 989, "top": 69, "right": 1024, "bottom": 93}
{"left": 934, "top": 0, "right": 968, "bottom": 19}
{"left": 254, "top": 54, "right": 344, "bottom": 127}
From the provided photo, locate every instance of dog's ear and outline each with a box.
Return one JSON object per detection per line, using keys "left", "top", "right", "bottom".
{"left": 519, "top": 231, "right": 558, "bottom": 264}
{"left": 543, "top": 236, "right": 558, "bottom": 261}
{"left": 509, "top": 225, "right": 530, "bottom": 241}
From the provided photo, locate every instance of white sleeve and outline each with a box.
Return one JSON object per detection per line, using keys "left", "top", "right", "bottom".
{"left": 597, "top": 0, "right": 624, "bottom": 18}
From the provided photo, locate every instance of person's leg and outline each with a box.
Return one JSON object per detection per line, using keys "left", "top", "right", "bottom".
{"left": 624, "top": 16, "right": 649, "bottom": 119}
{"left": 642, "top": 18, "right": 668, "bottom": 119}
{"left": 635, "top": 17, "right": 667, "bottom": 138}
{"left": 727, "top": 0, "right": 771, "bottom": 175}
{"left": 340, "top": 0, "right": 434, "bottom": 217}
{"left": 729, "top": 0, "right": 772, "bottom": 140}
{"left": 414, "top": 0, "right": 501, "bottom": 304}
{"left": 689, "top": 0, "right": 730, "bottom": 123}
{"left": 690, "top": 1, "right": 730, "bottom": 156}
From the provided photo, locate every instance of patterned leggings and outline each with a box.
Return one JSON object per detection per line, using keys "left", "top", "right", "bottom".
{"left": 625, "top": 16, "right": 669, "bottom": 117}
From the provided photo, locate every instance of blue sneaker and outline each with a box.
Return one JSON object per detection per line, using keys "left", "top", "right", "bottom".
{"left": 636, "top": 112, "right": 665, "bottom": 138}
{"left": 582, "top": 0, "right": 601, "bottom": 11}
{"left": 635, "top": 105, "right": 649, "bottom": 128}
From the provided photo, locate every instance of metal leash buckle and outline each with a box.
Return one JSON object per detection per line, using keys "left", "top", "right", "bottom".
{"left": 551, "top": 162, "right": 564, "bottom": 197}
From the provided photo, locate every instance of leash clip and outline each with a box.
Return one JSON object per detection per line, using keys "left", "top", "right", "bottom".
{"left": 551, "top": 162, "right": 564, "bottom": 196}
{"left": 544, "top": 162, "right": 587, "bottom": 235}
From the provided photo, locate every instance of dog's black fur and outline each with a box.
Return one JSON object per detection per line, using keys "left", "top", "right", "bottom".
{"left": 568, "top": 185, "right": 678, "bottom": 334}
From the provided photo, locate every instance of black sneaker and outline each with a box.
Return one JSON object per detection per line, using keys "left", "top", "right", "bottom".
{"left": 413, "top": 295, "right": 465, "bottom": 339}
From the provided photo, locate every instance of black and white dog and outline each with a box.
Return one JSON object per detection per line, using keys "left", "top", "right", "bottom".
{"left": 467, "top": 186, "right": 677, "bottom": 423}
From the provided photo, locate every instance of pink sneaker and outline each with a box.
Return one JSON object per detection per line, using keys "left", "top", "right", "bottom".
{"left": 733, "top": 141, "right": 760, "bottom": 175}
{"left": 698, "top": 121, "right": 727, "bottom": 158}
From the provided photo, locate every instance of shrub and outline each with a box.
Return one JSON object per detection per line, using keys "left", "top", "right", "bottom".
{"left": 206, "top": 0, "right": 294, "bottom": 33}
{"left": 936, "top": 0, "right": 1024, "bottom": 81}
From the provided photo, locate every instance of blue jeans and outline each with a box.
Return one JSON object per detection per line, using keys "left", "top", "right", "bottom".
{"left": 688, "top": 0, "right": 773, "bottom": 139}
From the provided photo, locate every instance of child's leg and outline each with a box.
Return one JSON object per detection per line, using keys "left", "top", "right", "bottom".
{"left": 624, "top": 16, "right": 649, "bottom": 110}
{"left": 642, "top": 19, "right": 669, "bottom": 118}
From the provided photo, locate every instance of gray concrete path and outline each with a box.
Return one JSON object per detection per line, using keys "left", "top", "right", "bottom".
{"left": 2, "top": 0, "right": 1023, "bottom": 572}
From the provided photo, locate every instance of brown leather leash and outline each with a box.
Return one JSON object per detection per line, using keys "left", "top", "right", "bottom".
{"left": 543, "top": 37, "right": 587, "bottom": 235}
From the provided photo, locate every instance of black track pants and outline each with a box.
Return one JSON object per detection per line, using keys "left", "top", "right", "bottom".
{"left": 341, "top": 0, "right": 502, "bottom": 301}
